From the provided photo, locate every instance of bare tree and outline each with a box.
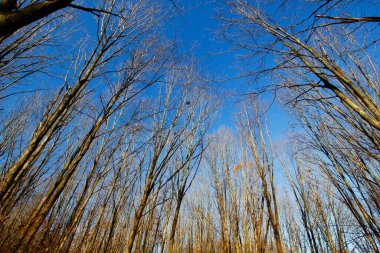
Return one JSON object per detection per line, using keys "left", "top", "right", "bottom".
{"left": 124, "top": 72, "right": 215, "bottom": 253}
{"left": 224, "top": 1, "right": 380, "bottom": 249}
{"left": 0, "top": 0, "right": 164, "bottom": 208}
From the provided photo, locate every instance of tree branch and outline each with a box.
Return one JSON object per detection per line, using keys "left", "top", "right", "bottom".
{"left": 67, "top": 3, "right": 121, "bottom": 18}
{"left": 316, "top": 15, "right": 380, "bottom": 23}
{"left": 0, "top": 0, "right": 73, "bottom": 37}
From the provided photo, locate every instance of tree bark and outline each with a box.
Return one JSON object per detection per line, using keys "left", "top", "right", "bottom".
{"left": 0, "top": 0, "right": 74, "bottom": 37}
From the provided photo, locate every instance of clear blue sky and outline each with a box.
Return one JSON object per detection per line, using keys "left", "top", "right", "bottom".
{"left": 163, "top": 0, "right": 291, "bottom": 140}
{"left": 161, "top": 0, "right": 380, "bottom": 140}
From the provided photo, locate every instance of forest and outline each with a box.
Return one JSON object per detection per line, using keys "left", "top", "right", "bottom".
{"left": 0, "top": 0, "right": 379, "bottom": 252}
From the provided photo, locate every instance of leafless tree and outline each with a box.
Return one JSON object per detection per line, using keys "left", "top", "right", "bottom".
{"left": 224, "top": 1, "right": 380, "bottom": 249}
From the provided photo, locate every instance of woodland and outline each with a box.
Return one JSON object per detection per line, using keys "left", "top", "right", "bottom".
{"left": 0, "top": 0, "right": 379, "bottom": 252}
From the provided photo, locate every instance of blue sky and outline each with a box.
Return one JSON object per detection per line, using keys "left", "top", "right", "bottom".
{"left": 3, "top": 0, "right": 379, "bottom": 141}
{"left": 163, "top": 0, "right": 291, "bottom": 140}
{"left": 160, "top": 0, "right": 380, "bottom": 141}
